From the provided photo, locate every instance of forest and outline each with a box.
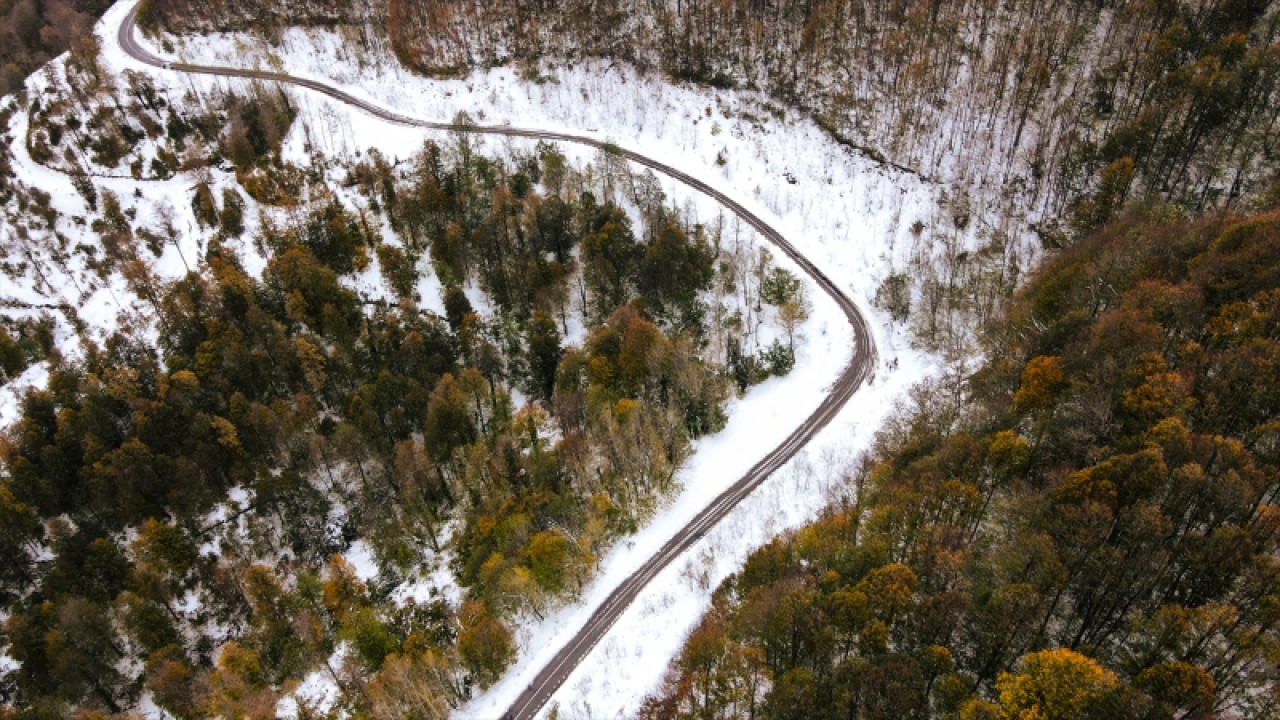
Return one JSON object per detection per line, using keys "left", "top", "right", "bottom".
{"left": 0, "top": 0, "right": 110, "bottom": 96}
{"left": 0, "top": 37, "right": 808, "bottom": 714}
{"left": 643, "top": 198, "right": 1280, "bottom": 718}
{"left": 132, "top": 0, "right": 1280, "bottom": 366}
{"left": 137, "top": 0, "right": 1280, "bottom": 226}
{"left": 0, "top": 0, "right": 1278, "bottom": 717}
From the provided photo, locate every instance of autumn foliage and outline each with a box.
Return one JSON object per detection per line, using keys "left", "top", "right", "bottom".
{"left": 643, "top": 203, "right": 1280, "bottom": 718}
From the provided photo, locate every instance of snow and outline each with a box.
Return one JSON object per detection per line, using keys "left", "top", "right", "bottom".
{"left": 197, "top": 486, "right": 252, "bottom": 556}
{"left": 0, "top": 3, "right": 1018, "bottom": 718}
{"left": 0, "top": 362, "right": 48, "bottom": 428}
{"left": 227, "top": 486, "right": 250, "bottom": 506}
{"left": 3, "top": 87, "right": 251, "bottom": 363}
{"left": 136, "top": 694, "right": 175, "bottom": 720}
{"left": 343, "top": 539, "right": 379, "bottom": 582}
{"left": 277, "top": 659, "right": 344, "bottom": 720}
{"left": 392, "top": 555, "right": 463, "bottom": 608}
{"left": 174, "top": 589, "right": 201, "bottom": 616}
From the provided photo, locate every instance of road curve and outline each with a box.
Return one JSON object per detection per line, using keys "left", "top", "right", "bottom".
{"left": 119, "top": 6, "right": 877, "bottom": 718}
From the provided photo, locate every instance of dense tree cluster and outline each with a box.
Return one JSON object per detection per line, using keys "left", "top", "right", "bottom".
{"left": 0, "top": 96, "right": 794, "bottom": 712}
{"left": 134, "top": 0, "right": 382, "bottom": 34}
{"left": 643, "top": 199, "right": 1280, "bottom": 719}
{"left": 0, "top": 0, "right": 109, "bottom": 96}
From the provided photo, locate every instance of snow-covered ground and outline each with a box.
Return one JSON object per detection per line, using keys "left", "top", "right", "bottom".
{"left": 0, "top": 2, "right": 1008, "bottom": 717}
{"left": 0, "top": 362, "right": 48, "bottom": 428}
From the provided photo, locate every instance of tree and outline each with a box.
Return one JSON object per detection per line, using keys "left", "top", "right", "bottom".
{"left": 777, "top": 293, "right": 810, "bottom": 350}
{"left": 1072, "top": 158, "right": 1136, "bottom": 234}
{"left": 220, "top": 187, "right": 246, "bottom": 236}
{"left": 456, "top": 601, "right": 515, "bottom": 688}
{"left": 192, "top": 182, "right": 219, "bottom": 228}
{"left": 995, "top": 649, "right": 1118, "bottom": 720}
{"left": 581, "top": 206, "right": 640, "bottom": 322}
{"left": 376, "top": 243, "right": 417, "bottom": 298}
{"left": 341, "top": 607, "right": 399, "bottom": 671}
{"left": 365, "top": 651, "right": 458, "bottom": 720}
{"left": 1134, "top": 661, "right": 1215, "bottom": 718}
{"left": 299, "top": 201, "right": 367, "bottom": 275}
{"left": 145, "top": 645, "right": 198, "bottom": 719}
{"left": 266, "top": 245, "right": 358, "bottom": 336}
{"left": 674, "top": 611, "right": 732, "bottom": 717}
{"left": 526, "top": 530, "right": 572, "bottom": 594}
{"left": 118, "top": 590, "right": 181, "bottom": 656}
{"left": 761, "top": 266, "right": 801, "bottom": 307}
{"left": 767, "top": 667, "right": 819, "bottom": 719}
{"left": 1013, "top": 355, "right": 1065, "bottom": 413}
{"left": 132, "top": 518, "right": 198, "bottom": 589}
{"left": 44, "top": 597, "right": 127, "bottom": 712}
{"left": 0, "top": 481, "right": 38, "bottom": 600}
{"left": 423, "top": 373, "right": 477, "bottom": 467}
{"left": 391, "top": 439, "right": 450, "bottom": 546}
{"left": 202, "top": 642, "right": 279, "bottom": 719}
{"left": 638, "top": 221, "right": 714, "bottom": 322}
{"left": 443, "top": 286, "right": 473, "bottom": 331}
{"left": 240, "top": 565, "right": 311, "bottom": 684}
{"left": 525, "top": 310, "right": 562, "bottom": 403}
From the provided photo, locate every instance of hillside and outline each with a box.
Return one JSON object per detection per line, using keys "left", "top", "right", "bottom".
{"left": 138, "top": 1, "right": 1280, "bottom": 221}
{"left": 0, "top": 1, "right": 1277, "bottom": 718}
{"left": 645, "top": 201, "right": 1280, "bottom": 718}
{"left": 0, "top": 2, "right": 953, "bottom": 717}
{"left": 133, "top": 0, "right": 1280, "bottom": 363}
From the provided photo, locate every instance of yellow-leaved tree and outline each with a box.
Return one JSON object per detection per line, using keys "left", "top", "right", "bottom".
{"left": 992, "top": 648, "right": 1117, "bottom": 720}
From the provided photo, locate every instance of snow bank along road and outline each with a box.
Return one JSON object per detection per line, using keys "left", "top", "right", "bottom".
{"left": 120, "top": 5, "right": 877, "bottom": 718}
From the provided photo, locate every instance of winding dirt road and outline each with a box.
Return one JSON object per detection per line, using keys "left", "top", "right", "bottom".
{"left": 119, "top": 6, "right": 877, "bottom": 717}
